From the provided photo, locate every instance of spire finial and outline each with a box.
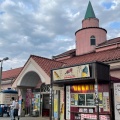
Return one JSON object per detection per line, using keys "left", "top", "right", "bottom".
{"left": 84, "top": 1, "right": 96, "bottom": 19}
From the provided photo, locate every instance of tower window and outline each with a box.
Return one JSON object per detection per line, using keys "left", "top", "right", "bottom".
{"left": 90, "top": 36, "right": 96, "bottom": 45}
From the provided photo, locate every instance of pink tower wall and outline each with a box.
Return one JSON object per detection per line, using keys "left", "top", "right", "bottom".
{"left": 76, "top": 28, "right": 106, "bottom": 55}
{"left": 76, "top": 18, "right": 107, "bottom": 55}
{"left": 82, "top": 18, "right": 99, "bottom": 28}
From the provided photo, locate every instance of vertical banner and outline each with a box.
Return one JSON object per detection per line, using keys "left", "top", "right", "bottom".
{"left": 94, "top": 85, "right": 99, "bottom": 105}
{"left": 54, "top": 98, "right": 58, "bottom": 118}
{"left": 60, "top": 89, "right": 64, "bottom": 120}
{"left": 66, "top": 86, "right": 70, "bottom": 120}
{"left": 103, "top": 92, "right": 110, "bottom": 112}
{"left": 114, "top": 83, "right": 120, "bottom": 120}
{"left": 54, "top": 90, "right": 60, "bottom": 119}
{"left": 98, "top": 93, "right": 103, "bottom": 106}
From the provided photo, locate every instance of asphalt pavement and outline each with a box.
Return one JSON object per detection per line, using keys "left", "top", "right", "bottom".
{"left": 0, "top": 116, "right": 49, "bottom": 120}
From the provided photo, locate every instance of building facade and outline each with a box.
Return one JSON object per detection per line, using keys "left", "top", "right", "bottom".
{"left": 1, "top": 1, "right": 120, "bottom": 120}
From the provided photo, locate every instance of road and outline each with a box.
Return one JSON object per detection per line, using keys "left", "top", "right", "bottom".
{"left": 0, "top": 116, "right": 49, "bottom": 120}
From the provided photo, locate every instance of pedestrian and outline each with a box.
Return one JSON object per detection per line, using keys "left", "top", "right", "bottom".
{"left": 14, "top": 99, "right": 19, "bottom": 120}
{"left": 10, "top": 97, "right": 15, "bottom": 120}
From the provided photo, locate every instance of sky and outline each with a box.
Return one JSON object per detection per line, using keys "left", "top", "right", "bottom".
{"left": 0, "top": 0, "right": 120, "bottom": 70}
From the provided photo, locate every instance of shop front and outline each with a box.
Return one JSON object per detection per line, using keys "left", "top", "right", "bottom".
{"left": 51, "top": 62, "right": 112, "bottom": 120}
{"left": 18, "top": 84, "right": 50, "bottom": 117}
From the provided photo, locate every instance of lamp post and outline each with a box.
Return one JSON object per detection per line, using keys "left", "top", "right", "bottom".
{"left": 0, "top": 57, "right": 9, "bottom": 91}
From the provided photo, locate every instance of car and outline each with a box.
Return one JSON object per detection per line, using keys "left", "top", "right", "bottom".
{"left": 0, "top": 104, "right": 10, "bottom": 117}
{"left": 0, "top": 88, "right": 18, "bottom": 117}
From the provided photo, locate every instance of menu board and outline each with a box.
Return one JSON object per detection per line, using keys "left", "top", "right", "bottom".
{"left": 86, "top": 94, "right": 94, "bottom": 106}
{"left": 78, "top": 94, "right": 85, "bottom": 106}
{"left": 71, "top": 94, "right": 78, "bottom": 105}
{"left": 71, "top": 93, "right": 104, "bottom": 107}
{"left": 103, "top": 92, "right": 110, "bottom": 111}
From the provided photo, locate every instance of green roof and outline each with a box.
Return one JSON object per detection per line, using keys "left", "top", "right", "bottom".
{"left": 84, "top": 1, "right": 96, "bottom": 19}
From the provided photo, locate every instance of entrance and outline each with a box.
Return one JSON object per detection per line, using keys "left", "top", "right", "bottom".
{"left": 40, "top": 84, "right": 50, "bottom": 117}
{"left": 41, "top": 94, "right": 50, "bottom": 117}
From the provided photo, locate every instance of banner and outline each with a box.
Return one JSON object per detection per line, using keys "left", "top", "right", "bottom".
{"left": 66, "top": 86, "right": 70, "bottom": 119}
{"left": 114, "top": 83, "right": 120, "bottom": 120}
{"left": 53, "top": 64, "right": 90, "bottom": 81}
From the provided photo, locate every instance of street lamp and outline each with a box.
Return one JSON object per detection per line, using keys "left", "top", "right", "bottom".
{"left": 0, "top": 57, "right": 9, "bottom": 91}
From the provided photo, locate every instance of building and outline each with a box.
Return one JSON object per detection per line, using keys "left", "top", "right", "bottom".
{"left": 1, "top": 1, "right": 120, "bottom": 120}
{"left": 1, "top": 67, "right": 22, "bottom": 90}
{"left": 51, "top": 2, "right": 120, "bottom": 120}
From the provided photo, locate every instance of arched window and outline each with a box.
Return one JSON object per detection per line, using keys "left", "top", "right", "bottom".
{"left": 90, "top": 36, "right": 96, "bottom": 45}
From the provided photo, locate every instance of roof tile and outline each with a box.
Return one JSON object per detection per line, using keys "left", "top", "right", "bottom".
{"left": 2, "top": 67, "right": 23, "bottom": 80}
{"left": 59, "top": 48, "right": 120, "bottom": 66}
{"left": 31, "top": 55, "right": 65, "bottom": 76}
{"left": 97, "top": 37, "right": 120, "bottom": 47}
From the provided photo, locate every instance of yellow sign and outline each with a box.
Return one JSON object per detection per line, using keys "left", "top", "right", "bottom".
{"left": 54, "top": 99, "right": 58, "bottom": 112}
{"left": 53, "top": 64, "right": 90, "bottom": 81}
{"left": 99, "top": 93, "right": 103, "bottom": 106}
{"left": 74, "top": 94, "right": 78, "bottom": 100}
{"left": 71, "top": 84, "right": 94, "bottom": 92}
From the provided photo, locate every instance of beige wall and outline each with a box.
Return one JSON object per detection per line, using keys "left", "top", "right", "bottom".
{"left": 109, "top": 61, "right": 120, "bottom": 79}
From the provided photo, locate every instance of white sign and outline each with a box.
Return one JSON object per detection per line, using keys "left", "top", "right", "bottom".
{"left": 0, "top": 93, "right": 18, "bottom": 104}
{"left": 66, "top": 86, "right": 70, "bottom": 119}
{"left": 53, "top": 64, "right": 90, "bottom": 81}
{"left": 114, "top": 83, "right": 120, "bottom": 120}
{"left": 94, "top": 85, "right": 99, "bottom": 105}
{"left": 103, "top": 92, "right": 110, "bottom": 112}
{"left": 49, "top": 87, "right": 52, "bottom": 104}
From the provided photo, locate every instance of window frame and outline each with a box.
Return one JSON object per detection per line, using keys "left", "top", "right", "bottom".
{"left": 70, "top": 93, "right": 95, "bottom": 107}
{"left": 90, "top": 35, "right": 96, "bottom": 46}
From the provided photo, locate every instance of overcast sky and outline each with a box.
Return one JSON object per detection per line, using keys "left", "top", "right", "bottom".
{"left": 0, "top": 0, "right": 120, "bottom": 70}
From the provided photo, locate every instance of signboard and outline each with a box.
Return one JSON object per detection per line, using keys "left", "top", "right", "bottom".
{"left": 114, "top": 83, "right": 120, "bottom": 120}
{"left": 49, "top": 87, "right": 52, "bottom": 104}
{"left": 66, "top": 86, "right": 70, "bottom": 119}
{"left": 94, "top": 85, "right": 99, "bottom": 105}
{"left": 0, "top": 93, "right": 18, "bottom": 104}
{"left": 103, "top": 92, "right": 110, "bottom": 112}
{"left": 54, "top": 98, "right": 58, "bottom": 118}
{"left": 60, "top": 89, "right": 64, "bottom": 120}
{"left": 53, "top": 64, "right": 90, "bottom": 81}
{"left": 71, "top": 94, "right": 78, "bottom": 105}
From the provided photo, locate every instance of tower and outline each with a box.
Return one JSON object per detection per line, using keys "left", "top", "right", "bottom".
{"left": 75, "top": 1, "right": 107, "bottom": 56}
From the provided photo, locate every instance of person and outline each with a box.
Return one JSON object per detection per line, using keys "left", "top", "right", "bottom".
{"left": 10, "top": 97, "right": 15, "bottom": 120}
{"left": 14, "top": 99, "right": 19, "bottom": 120}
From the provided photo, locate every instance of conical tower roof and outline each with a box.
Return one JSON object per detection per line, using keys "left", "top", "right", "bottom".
{"left": 84, "top": 1, "right": 96, "bottom": 19}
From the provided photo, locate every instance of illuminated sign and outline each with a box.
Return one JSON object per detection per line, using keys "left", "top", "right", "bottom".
{"left": 53, "top": 64, "right": 90, "bottom": 81}
{"left": 71, "top": 84, "right": 94, "bottom": 92}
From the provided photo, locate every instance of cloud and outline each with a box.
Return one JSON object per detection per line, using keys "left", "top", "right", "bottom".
{"left": 0, "top": 0, "right": 119, "bottom": 70}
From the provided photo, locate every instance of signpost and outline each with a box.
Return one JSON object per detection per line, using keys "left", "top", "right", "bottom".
{"left": 94, "top": 64, "right": 99, "bottom": 120}
{"left": 49, "top": 86, "right": 53, "bottom": 120}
